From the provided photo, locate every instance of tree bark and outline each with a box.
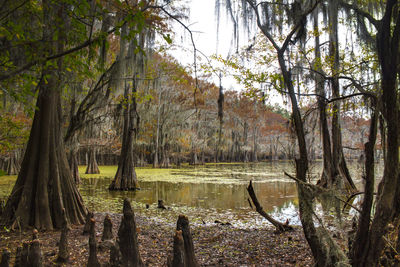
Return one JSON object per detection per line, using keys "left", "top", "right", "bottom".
{"left": 168, "top": 230, "right": 186, "bottom": 267}
{"left": 85, "top": 147, "right": 100, "bottom": 174}
{"left": 215, "top": 81, "right": 224, "bottom": 163}
{"left": 313, "top": 10, "right": 333, "bottom": 188}
{"left": 351, "top": 101, "right": 378, "bottom": 265}
{"left": 102, "top": 214, "right": 113, "bottom": 241}
{"left": 118, "top": 198, "right": 143, "bottom": 267}
{"left": 0, "top": 0, "right": 87, "bottom": 230}
{"left": 328, "top": 0, "right": 356, "bottom": 193}
{"left": 356, "top": 2, "right": 400, "bottom": 265}
{"left": 69, "top": 148, "right": 81, "bottom": 184}
{"left": 176, "top": 215, "right": 198, "bottom": 267}
{"left": 27, "top": 240, "right": 42, "bottom": 267}
{"left": 83, "top": 211, "right": 94, "bottom": 235}
{"left": 6, "top": 151, "right": 20, "bottom": 175}
{"left": 87, "top": 218, "right": 101, "bottom": 267}
{"left": 57, "top": 209, "right": 70, "bottom": 263}
{"left": 109, "top": 81, "right": 139, "bottom": 190}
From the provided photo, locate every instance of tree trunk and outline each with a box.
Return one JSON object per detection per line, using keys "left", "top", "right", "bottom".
{"left": 0, "top": 60, "right": 86, "bottom": 230}
{"left": 328, "top": 0, "right": 356, "bottom": 193}
{"left": 351, "top": 101, "right": 378, "bottom": 265}
{"left": 6, "top": 152, "right": 19, "bottom": 176}
{"left": 85, "top": 147, "right": 100, "bottom": 174}
{"left": 109, "top": 81, "right": 139, "bottom": 190}
{"left": 355, "top": 2, "right": 400, "bottom": 264}
{"left": 215, "top": 81, "right": 224, "bottom": 163}
{"left": 69, "top": 149, "right": 81, "bottom": 184}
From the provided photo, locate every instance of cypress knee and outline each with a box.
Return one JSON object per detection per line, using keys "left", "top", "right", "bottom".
{"left": 168, "top": 230, "right": 185, "bottom": 267}
{"left": 87, "top": 218, "right": 101, "bottom": 267}
{"left": 14, "top": 246, "right": 22, "bottom": 267}
{"left": 83, "top": 211, "right": 94, "bottom": 235}
{"left": 102, "top": 214, "right": 113, "bottom": 241}
{"left": 0, "top": 249, "right": 10, "bottom": 267}
{"left": 110, "top": 243, "right": 121, "bottom": 267}
{"left": 57, "top": 209, "right": 70, "bottom": 262}
{"left": 28, "top": 239, "right": 43, "bottom": 267}
{"left": 118, "top": 198, "right": 143, "bottom": 266}
{"left": 19, "top": 242, "right": 29, "bottom": 267}
{"left": 176, "top": 215, "right": 199, "bottom": 267}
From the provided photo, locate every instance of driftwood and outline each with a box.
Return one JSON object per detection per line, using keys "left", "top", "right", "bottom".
{"left": 57, "top": 209, "right": 70, "bottom": 263}
{"left": 102, "top": 214, "right": 113, "bottom": 241}
{"left": 247, "top": 180, "right": 293, "bottom": 232}
{"left": 87, "top": 218, "right": 101, "bottom": 267}
{"left": 83, "top": 211, "right": 94, "bottom": 235}
{"left": 176, "top": 215, "right": 199, "bottom": 267}
{"left": 0, "top": 249, "right": 10, "bottom": 267}
{"left": 118, "top": 198, "right": 143, "bottom": 266}
{"left": 168, "top": 230, "right": 186, "bottom": 267}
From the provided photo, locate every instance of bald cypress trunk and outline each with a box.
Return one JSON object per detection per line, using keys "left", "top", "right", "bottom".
{"left": 328, "top": 0, "right": 356, "bottom": 192}
{"left": 109, "top": 80, "right": 139, "bottom": 190}
{"left": 0, "top": 0, "right": 86, "bottom": 230}
{"left": 85, "top": 147, "right": 100, "bottom": 174}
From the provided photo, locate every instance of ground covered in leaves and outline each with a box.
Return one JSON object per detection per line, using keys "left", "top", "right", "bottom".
{"left": 0, "top": 211, "right": 313, "bottom": 266}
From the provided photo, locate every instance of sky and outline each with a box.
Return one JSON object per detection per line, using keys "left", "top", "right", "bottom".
{"left": 168, "top": 0, "right": 240, "bottom": 89}
{"left": 167, "top": 0, "right": 287, "bottom": 106}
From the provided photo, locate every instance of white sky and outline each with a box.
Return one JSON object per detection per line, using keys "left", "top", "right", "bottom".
{"left": 168, "top": 0, "right": 240, "bottom": 89}
{"left": 166, "top": 0, "right": 287, "bottom": 106}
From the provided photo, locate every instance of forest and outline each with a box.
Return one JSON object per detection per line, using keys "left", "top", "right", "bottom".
{"left": 0, "top": 0, "right": 398, "bottom": 266}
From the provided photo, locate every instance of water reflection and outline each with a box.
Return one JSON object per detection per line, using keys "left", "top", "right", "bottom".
{"left": 0, "top": 161, "right": 382, "bottom": 222}
{"left": 80, "top": 177, "right": 298, "bottom": 212}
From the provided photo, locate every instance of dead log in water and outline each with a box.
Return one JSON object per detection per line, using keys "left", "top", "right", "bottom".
{"left": 247, "top": 180, "right": 293, "bottom": 232}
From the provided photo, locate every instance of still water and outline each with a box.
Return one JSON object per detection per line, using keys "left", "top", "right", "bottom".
{"left": 80, "top": 162, "right": 298, "bottom": 212}
{"left": 0, "top": 161, "right": 372, "bottom": 227}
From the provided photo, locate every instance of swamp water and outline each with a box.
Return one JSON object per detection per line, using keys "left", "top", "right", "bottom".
{"left": 0, "top": 161, "right": 372, "bottom": 228}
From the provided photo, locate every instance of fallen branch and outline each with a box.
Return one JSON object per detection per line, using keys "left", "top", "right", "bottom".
{"left": 247, "top": 180, "right": 293, "bottom": 232}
